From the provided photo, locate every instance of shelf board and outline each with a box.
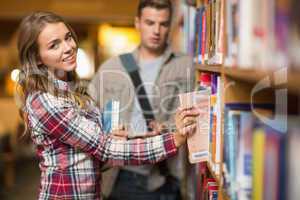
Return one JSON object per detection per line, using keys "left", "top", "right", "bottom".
{"left": 288, "top": 72, "right": 300, "bottom": 94}
{"left": 223, "top": 67, "right": 272, "bottom": 84}
{"left": 196, "top": 64, "right": 222, "bottom": 73}
{"left": 224, "top": 67, "right": 300, "bottom": 94}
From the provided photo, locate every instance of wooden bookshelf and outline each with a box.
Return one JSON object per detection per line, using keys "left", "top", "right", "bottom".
{"left": 184, "top": 0, "right": 299, "bottom": 199}
{"left": 197, "top": 66, "right": 300, "bottom": 95}
{"left": 288, "top": 71, "right": 300, "bottom": 94}
{"left": 196, "top": 64, "right": 222, "bottom": 73}
{"left": 223, "top": 67, "right": 293, "bottom": 95}
{"left": 223, "top": 68, "right": 272, "bottom": 84}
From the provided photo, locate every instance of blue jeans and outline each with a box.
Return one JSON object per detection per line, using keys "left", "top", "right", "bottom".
{"left": 107, "top": 170, "right": 181, "bottom": 200}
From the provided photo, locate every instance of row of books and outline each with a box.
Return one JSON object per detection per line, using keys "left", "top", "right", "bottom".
{"left": 222, "top": 104, "right": 300, "bottom": 200}
{"left": 188, "top": 162, "right": 219, "bottom": 200}
{"left": 182, "top": 0, "right": 300, "bottom": 70}
{"left": 224, "top": 0, "right": 292, "bottom": 69}
{"left": 186, "top": 99, "right": 300, "bottom": 200}
{"left": 180, "top": 71, "right": 300, "bottom": 200}
{"left": 183, "top": 0, "right": 224, "bottom": 65}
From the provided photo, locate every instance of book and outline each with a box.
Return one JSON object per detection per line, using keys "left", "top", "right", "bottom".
{"left": 287, "top": 119, "right": 300, "bottom": 200}
{"left": 263, "top": 127, "right": 281, "bottom": 200}
{"left": 179, "top": 89, "right": 211, "bottom": 163}
{"left": 223, "top": 109, "right": 240, "bottom": 200}
{"left": 236, "top": 112, "right": 254, "bottom": 200}
{"left": 252, "top": 128, "right": 265, "bottom": 200}
{"left": 102, "top": 100, "right": 120, "bottom": 134}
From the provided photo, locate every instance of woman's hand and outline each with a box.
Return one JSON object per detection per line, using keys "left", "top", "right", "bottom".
{"left": 111, "top": 125, "right": 128, "bottom": 140}
{"left": 149, "top": 120, "right": 168, "bottom": 134}
{"left": 173, "top": 107, "right": 199, "bottom": 147}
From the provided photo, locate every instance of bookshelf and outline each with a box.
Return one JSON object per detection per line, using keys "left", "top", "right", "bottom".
{"left": 182, "top": 0, "right": 299, "bottom": 199}
{"left": 288, "top": 71, "right": 300, "bottom": 94}
{"left": 196, "top": 64, "right": 222, "bottom": 73}
{"left": 196, "top": 63, "right": 300, "bottom": 95}
{"left": 223, "top": 68, "right": 272, "bottom": 85}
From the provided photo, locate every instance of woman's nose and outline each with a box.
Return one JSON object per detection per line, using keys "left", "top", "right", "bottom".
{"left": 63, "top": 41, "right": 73, "bottom": 53}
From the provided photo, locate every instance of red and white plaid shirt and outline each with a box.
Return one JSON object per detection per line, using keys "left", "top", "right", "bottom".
{"left": 26, "top": 79, "right": 177, "bottom": 200}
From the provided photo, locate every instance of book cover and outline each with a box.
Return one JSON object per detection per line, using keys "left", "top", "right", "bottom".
{"left": 224, "top": 110, "right": 240, "bottom": 200}
{"left": 287, "top": 119, "right": 300, "bottom": 200}
{"left": 179, "top": 89, "right": 211, "bottom": 163}
{"left": 263, "top": 126, "right": 281, "bottom": 200}
{"left": 215, "top": 76, "right": 222, "bottom": 174}
{"left": 102, "top": 100, "right": 120, "bottom": 134}
{"left": 237, "top": 111, "right": 254, "bottom": 200}
{"left": 252, "top": 128, "right": 266, "bottom": 200}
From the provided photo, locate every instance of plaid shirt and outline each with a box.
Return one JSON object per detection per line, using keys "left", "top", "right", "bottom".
{"left": 26, "top": 79, "right": 177, "bottom": 200}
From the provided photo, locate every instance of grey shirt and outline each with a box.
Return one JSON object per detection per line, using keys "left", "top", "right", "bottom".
{"left": 124, "top": 56, "right": 163, "bottom": 176}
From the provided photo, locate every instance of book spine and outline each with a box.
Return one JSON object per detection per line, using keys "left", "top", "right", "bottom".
{"left": 111, "top": 100, "right": 120, "bottom": 131}
{"left": 252, "top": 129, "right": 266, "bottom": 200}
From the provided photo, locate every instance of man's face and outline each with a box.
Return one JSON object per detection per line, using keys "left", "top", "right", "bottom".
{"left": 135, "top": 7, "right": 171, "bottom": 53}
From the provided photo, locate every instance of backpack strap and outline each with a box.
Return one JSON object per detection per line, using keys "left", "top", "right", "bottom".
{"left": 119, "top": 53, "right": 155, "bottom": 131}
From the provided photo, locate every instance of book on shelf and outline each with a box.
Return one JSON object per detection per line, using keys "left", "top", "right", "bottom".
{"left": 181, "top": 1, "right": 300, "bottom": 200}
{"left": 289, "top": 0, "right": 300, "bottom": 70}
{"left": 183, "top": 3, "right": 197, "bottom": 56}
{"left": 253, "top": 124, "right": 285, "bottom": 200}
{"left": 223, "top": 109, "right": 240, "bottom": 200}
{"left": 184, "top": 0, "right": 224, "bottom": 65}
{"left": 287, "top": 118, "right": 300, "bottom": 200}
{"left": 252, "top": 128, "right": 265, "bottom": 200}
{"left": 236, "top": 111, "right": 254, "bottom": 200}
{"left": 263, "top": 127, "right": 282, "bottom": 200}
{"left": 226, "top": 0, "right": 292, "bottom": 69}
{"left": 209, "top": 74, "right": 222, "bottom": 175}
{"left": 222, "top": 103, "right": 291, "bottom": 200}
{"left": 186, "top": 0, "right": 298, "bottom": 70}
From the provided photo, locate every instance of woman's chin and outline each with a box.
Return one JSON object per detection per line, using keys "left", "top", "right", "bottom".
{"left": 65, "top": 64, "right": 77, "bottom": 72}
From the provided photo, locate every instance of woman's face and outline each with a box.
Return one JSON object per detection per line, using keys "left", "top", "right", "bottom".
{"left": 37, "top": 22, "right": 77, "bottom": 78}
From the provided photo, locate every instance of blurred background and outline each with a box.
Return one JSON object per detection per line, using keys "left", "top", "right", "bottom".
{"left": 0, "top": 0, "right": 184, "bottom": 199}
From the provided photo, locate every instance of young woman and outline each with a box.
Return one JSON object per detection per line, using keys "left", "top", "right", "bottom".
{"left": 16, "top": 12, "right": 198, "bottom": 200}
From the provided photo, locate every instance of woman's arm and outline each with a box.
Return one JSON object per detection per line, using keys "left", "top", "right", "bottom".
{"left": 27, "top": 92, "right": 177, "bottom": 166}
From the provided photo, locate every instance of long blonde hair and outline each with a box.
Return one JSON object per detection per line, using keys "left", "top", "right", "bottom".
{"left": 17, "top": 11, "right": 90, "bottom": 132}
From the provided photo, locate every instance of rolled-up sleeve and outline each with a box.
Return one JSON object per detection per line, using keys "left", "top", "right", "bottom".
{"left": 27, "top": 92, "right": 177, "bottom": 166}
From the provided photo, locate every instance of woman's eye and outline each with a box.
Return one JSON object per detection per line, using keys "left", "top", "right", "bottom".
{"left": 66, "top": 33, "right": 73, "bottom": 41}
{"left": 49, "top": 43, "right": 58, "bottom": 49}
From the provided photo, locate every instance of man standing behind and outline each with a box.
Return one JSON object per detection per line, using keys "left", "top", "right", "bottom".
{"left": 88, "top": 0, "right": 195, "bottom": 199}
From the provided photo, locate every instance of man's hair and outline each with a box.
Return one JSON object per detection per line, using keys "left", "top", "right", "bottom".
{"left": 137, "top": 0, "right": 173, "bottom": 17}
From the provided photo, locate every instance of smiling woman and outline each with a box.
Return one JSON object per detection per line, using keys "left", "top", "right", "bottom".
{"left": 17, "top": 11, "right": 82, "bottom": 98}
{"left": 15, "top": 11, "right": 199, "bottom": 200}
{"left": 37, "top": 22, "right": 77, "bottom": 79}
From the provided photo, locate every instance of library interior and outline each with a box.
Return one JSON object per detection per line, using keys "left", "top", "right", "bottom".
{"left": 0, "top": 0, "right": 299, "bottom": 200}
